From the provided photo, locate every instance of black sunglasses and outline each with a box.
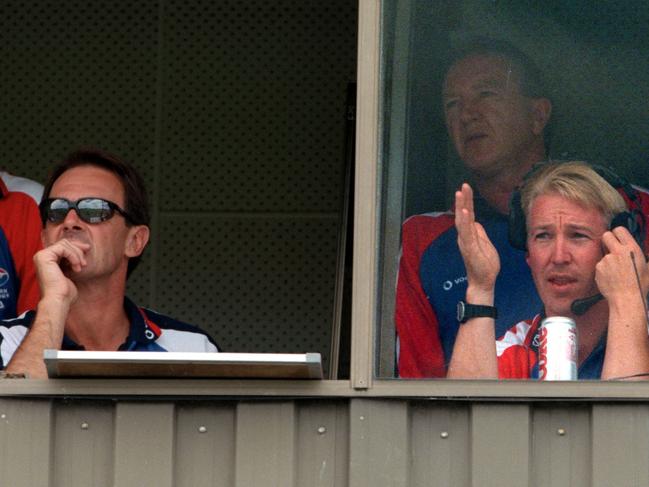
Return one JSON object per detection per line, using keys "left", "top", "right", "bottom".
{"left": 40, "top": 197, "right": 134, "bottom": 224}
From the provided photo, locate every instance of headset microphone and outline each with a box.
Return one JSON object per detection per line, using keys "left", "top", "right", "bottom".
{"left": 570, "top": 293, "right": 604, "bottom": 316}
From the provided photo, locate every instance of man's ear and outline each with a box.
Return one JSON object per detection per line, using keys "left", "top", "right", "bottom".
{"left": 125, "top": 225, "right": 150, "bottom": 258}
{"left": 530, "top": 97, "right": 552, "bottom": 135}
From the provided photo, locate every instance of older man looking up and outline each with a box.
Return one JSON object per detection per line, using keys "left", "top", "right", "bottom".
{"left": 396, "top": 38, "right": 553, "bottom": 377}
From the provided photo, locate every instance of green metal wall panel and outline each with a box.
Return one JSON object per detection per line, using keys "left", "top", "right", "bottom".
{"left": 234, "top": 401, "right": 297, "bottom": 487}
{"left": 592, "top": 404, "right": 649, "bottom": 487}
{"left": 1, "top": 395, "right": 649, "bottom": 486}
{"left": 471, "top": 404, "right": 531, "bottom": 486}
{"left": 114, "top": 403, "right": 175, "bottom": 487}
{"left": 175, "top": 403, "right": 236, "bottom": 487}
{"left": 53, "top": 401, "right": 115, "bottom": 487}
{"left": 531, "top": 405, "right": 591, "bottom": 487}
{"left": 348, "top": 399, "right": 409, "bottom": 486}
{"left": 0, "top": 399, "right": 52, "bottom": 487}
{"left": 410, "top": 402, "right": 470, "bottom": 487}
{"left": 296, "top": 400, "right": 349, "bottom": 487}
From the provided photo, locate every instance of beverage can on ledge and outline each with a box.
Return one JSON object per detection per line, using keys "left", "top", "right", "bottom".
{"left": 538, "top": 316, "right": 578, "bottom": 380}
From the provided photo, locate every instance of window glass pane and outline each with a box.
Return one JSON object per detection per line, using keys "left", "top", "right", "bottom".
{"left": 378, "top": 0, "right": 649, "bottom": 380}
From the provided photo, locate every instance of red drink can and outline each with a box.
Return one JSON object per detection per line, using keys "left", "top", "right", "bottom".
{"left": 538, "top": 316, "right": 578, "bottom": 380}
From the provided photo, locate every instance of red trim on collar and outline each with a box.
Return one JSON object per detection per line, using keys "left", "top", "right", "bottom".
{"left": 138, "top": 307, "right": 162, "bottom": 337}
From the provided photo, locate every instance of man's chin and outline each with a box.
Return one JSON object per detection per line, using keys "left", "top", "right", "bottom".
{"left": 545, "top": 308, "right": 574, "bottom": 319}
{"left": 542, "top": 296, "right": 577, "bottom": 318}
{"left": 463, "top": 153, "right": 501, "bottom": 175}
{"left": 62, "top": 264, "right": 92, "bottom": 281}
{"left": 62, "top": 267, "right": 81, "bottom": 280}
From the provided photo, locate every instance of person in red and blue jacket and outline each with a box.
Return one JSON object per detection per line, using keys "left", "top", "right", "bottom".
{"left": 0, "top": 171, "right": 44, "bottom": 318}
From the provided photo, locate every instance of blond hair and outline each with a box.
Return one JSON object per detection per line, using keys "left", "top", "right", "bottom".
{"left": 520, "top": 161, "right": 627, "bottom": 225}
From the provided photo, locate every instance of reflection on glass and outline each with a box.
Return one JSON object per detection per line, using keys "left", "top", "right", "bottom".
{"left": 378, "top": 1, "right": 649, "bottom": 380}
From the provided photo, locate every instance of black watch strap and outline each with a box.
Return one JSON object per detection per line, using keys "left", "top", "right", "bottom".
{"left": 457, "top": 301, "right": 498, "bottom": 324}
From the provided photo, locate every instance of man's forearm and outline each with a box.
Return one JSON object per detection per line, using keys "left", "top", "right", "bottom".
{"left": 5, "top": 298, "right": 69, "bottom": 379}
{"left": 602, "top": 296, "right": 649, "bottom": 380}
{"left": 447, "top": 317, "right": 498, "bottom": 378}
{"left": 447, "top": 287, "right": 498, "bottom": 379}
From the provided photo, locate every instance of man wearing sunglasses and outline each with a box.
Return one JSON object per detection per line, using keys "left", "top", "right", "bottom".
{"left": 2, "top": 149, "right": 219, "bottom": 378}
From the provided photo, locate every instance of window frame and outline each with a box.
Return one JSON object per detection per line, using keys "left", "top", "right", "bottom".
{"left": 352, "top": 0, "right": 649, "bottom": 393}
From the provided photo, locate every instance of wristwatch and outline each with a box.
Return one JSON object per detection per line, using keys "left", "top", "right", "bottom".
{"left": 457, "top": 301, "right": 498, "bottom": 324}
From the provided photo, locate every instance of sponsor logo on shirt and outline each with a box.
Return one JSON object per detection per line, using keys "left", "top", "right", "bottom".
{"left": 0, "top": 268, "right": 8, "bottom": 287}
{"left": 442, "top": 275, "right": 467, "bottom": 291}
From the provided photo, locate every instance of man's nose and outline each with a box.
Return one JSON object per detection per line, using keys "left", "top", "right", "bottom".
{"left": 551, "top": 236, "right": 570, "bottom": 264}
{"left": 459, "top": 98, "right": 479, "bottom": 123}
{"left": 62, "top": 208, "right": 83, "bottom": 228}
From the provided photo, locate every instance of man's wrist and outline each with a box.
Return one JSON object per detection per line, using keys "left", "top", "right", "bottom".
{"left": 39, "top": 291, "right": 74, "bottom": 308}
{"left": 465, "top": 286, "right": 495, "bottom": 305}
{"left": 35, "top": 296, "right": 72, "bottom": 328}
{"left": 608, "top": 292, "right": 646, "bottom": 318}
{"left": 457, "top": 301, "right": 498, "bottom": 324}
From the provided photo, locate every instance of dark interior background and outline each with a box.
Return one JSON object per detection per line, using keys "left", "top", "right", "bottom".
{"left": 0, "top": 0, "right": 359, "bottom": 377}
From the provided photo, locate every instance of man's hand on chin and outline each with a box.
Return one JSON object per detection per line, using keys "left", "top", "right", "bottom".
{"left": 35, "top": 238, "right": 91, "bottom": 304}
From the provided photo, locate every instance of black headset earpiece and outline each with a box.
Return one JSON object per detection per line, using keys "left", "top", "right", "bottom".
{"left": 609, "top": 209, "right": 645, "bottom": 248}
{"left": 507, "top": 161, "right": 550, "bottom": 251}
